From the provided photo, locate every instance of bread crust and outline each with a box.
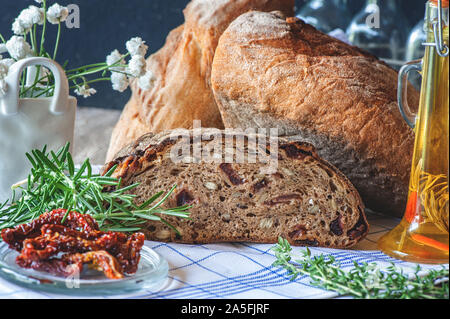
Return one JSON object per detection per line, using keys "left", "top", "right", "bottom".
{"left": 105, "top": 95, "right": 152, "bottom": 162}
{"left": 211, "top": 12, "right": 419, "bottom": 216}
{"left": 106, "top": 0, "right": 295, "bottom": 162}
{"left": 103, "top": 129, "right": 369, "bottom": 248}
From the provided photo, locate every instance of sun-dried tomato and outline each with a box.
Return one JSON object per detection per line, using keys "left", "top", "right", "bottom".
{"left": 1, "top": 209, "right": 99, "bottom": 251}
{"left": 16, "top": 250, "right": 124, "bottom": 280}
{"left": 62, "top": 251, "right": 124, "bottom": 279}
{"left": 1, "top": 209, "right": 145, "bottom": 279}
{"left": 18, "top": 224, "right": 144, "bottom": 273}
{"left": 16, "top": 254, "right": 78, "bottom": 277}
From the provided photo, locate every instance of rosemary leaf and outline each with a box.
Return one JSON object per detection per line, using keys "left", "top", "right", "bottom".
{"left": 0, "top": 143, "right": 190, "bottom": 234}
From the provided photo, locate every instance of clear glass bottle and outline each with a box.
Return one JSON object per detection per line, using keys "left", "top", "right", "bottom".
{"left": 346, "top": 0, "right": 410, "bottom": 68}
{"left": 406, "top": 20, "right": 427, "bottom": 61}
{"left": 378, "top": 0, "right": 449, "bottom": 264}
{"left": 296, "top": 0, "right": 352, "bottom": 34}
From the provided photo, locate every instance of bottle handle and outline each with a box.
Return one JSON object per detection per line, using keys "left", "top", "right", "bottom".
{"left": 397, "top": 59, "right": 422, "bottom": 129}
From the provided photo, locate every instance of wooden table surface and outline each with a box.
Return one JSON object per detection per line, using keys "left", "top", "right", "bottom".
{"left": 73, "top": 106, "right": 121, "bottom": 165}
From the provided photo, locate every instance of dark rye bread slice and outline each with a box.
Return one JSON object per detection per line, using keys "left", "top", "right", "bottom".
{"left": 102, "top": 129, "right": 369, "bottom": 248}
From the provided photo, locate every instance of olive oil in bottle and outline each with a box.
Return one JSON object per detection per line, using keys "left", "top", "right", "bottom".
{"left": 378, "top": 0, "right": 449, "bottom": 264}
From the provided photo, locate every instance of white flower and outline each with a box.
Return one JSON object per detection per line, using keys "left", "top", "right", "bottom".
{"left": 12, "top": 5, "right": 45, "bottom": 35}
{"left": 47, "top": 3, "right": 69, "bottom": 24}
{"left": 0, "top": 57, "right": 12, "bottom": 95}
{"left": 111, "top": 72, "right": 129, "bottom": 92}
{"left": 106, "top": 49, "right": 125, "bottom": 71}
{"left": 75, "top": 84, "right": 97, "bottom": 98}
{"left": 12, "top": 19, "right": 28, "bottom": 35}
{"left": 0, "top": 58, "right": 15, "bottom": 69}
{"left": 0, "top": 44, "right": 7, "bottom": 54}
{"left": 126, "top": 37, "right": 148, "bottom": 57}
{"left": 23, "top": 5, "right": 45, "bottom": 25}
{"left": 127, "top": 55, "right": 146, "bottom": 77}
{"left": 138, "top": 70, "right": 156, "bottom": 91}
{"left": 106, "top": 49, "right": 124, "bottom": 66}
{"left": 6, "top": 36, "right": 34, "bottom": 60}
{"left": 35, "top": 0, "right": 44, "bottom": 3}
{"left": 0, "top": 63, "right": 8, "bottom": 80}
{"left": 0, "top": 79, "right": 7, "bottom": 97}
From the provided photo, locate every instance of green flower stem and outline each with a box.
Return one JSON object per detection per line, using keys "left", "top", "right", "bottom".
{"left": 20, "top": 66, "right": 27, "bottom": 97}
{"left": 69, "top": 77, "right": 111, "bottom": 89}
{"left": 31, "top": 25, "right": 38, "bottom": 55}
{"left": 30, "top": 25, "right": 40, "bottom": 97}
{"left": 67, "top": 58, "right": 130, "bottom": 80}
{"left": 84, "top": 77, "right": 112, "bottom": 84}
{"left": 21, "top": 74, "right": 51, "bottom": 95}
{"left": 67, "top": 65, "right": 112, "bottom": 80}
{"left": 65, "top": 63, "right": 107, "bottom": 73}
{"left": 40, "top": 0, "right": 48, "bottom": 55}
{"left": 53, "top": 22, "right": 61, "bottom": 60}
{"left": 23, "top": 61, "right": 122, "bottom": 98}
{"left": 33, "top": 77, "right": 111, "bottom": 98}
{"left": 34, "top": 86, "right": 53, "bottom": 98}
{"left": 109, "top": 69, "right": 133, "bottom": 77}
{"left": 0, "top": 33, "right": 6, "bottom": 44}
{"left": 22, "top": 64, "right": 115, "bottom": 97}
{"left": 31, "top": 68, "right": 40, "bottom": 97}
{"left": 30, "top": 31, "right": 35, "bottom": 52}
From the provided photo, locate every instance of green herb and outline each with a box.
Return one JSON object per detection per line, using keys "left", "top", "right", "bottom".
{"left": 0, "top": 143, "right": 190, "bottom": 233}
{"left": 272, "top": 237, "right": 449, "bottom": 299}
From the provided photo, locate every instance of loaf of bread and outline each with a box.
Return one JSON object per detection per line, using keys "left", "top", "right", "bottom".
{"left": 211, "top": 11, "right": 419, "bottom": 216}
{"left": 105, "top": 0, "right": 295, "bottom": 162}
{"left": 102, "top": 129, "right": 369, "bottom": 248}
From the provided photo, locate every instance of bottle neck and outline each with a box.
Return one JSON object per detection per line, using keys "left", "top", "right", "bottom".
{"left": 366, "top": 0, "right": 398, "bottom": 11}
{"left": 423, "top": 1, "right": 449, "bottom": 58}
{"left": 425, "top": 1, "right": 449, "bottom": 32}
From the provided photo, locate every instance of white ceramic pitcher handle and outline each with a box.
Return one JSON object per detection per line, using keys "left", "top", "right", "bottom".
{"left": 0, "top": 57, "right": 69, "bottom": 116}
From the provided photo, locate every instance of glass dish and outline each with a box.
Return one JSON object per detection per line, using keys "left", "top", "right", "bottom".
{"left": 0, "top": 243, "right": 168, "bottom": 296}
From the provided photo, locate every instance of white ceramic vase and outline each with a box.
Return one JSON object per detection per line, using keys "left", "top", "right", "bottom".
{"left": 0, "top": 57, "right": 76, "bottom": 202}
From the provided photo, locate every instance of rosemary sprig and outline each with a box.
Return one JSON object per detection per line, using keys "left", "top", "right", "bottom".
{"left": 0, "top": 143, "right": 190, "bottom": 233}
{"left": 272, "top": 237, "right": 449, "bottom": 299}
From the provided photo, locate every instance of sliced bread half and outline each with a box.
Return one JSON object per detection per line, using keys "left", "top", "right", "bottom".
{"left": 102, "top": 129, "right": 369, "bottom": 248}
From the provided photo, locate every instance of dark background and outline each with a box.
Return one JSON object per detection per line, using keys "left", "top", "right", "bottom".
{"left": 1, "top": 0, "right": 426, "bottom": 109}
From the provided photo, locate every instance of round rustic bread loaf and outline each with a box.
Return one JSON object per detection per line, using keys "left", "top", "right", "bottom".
{"left": 211, "top": 11, "right": 419, "bottom": 216}
{"left": 103, "top": 129, "right": 369, "bottom": 248}
{"left": 105, "top": 0, "right": 295, "bottom": 162}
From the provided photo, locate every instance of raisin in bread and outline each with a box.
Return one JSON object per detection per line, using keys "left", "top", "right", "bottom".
{"left": 102, "top": 129, "right": 369, "bottom": 248}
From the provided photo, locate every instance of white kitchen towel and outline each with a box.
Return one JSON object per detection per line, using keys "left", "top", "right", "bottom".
{"left": 0, "top": 165, "right": 447, "bottom": 299}
{"left": 0, "top": 210, "right": 448, "bottom": 299}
